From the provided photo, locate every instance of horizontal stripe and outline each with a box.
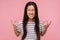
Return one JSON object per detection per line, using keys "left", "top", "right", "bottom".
{"left": 17, "top": 20, "right": 44, "bottom": 40}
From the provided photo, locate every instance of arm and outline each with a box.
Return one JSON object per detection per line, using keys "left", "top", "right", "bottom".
{"left": 41, "top": 21, "right": 51, "bottom": 36}
{"left": 11, "top": 20, "right": 20, "bottom": 37}
{"left": 13, "top": 24, "right": 20, "bottom": 37}
{"left": 41, "top": 25, "right": 48, "bottom": 36}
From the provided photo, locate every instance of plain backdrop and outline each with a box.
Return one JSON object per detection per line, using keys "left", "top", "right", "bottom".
{"left": 0, "top": 0, "right": 60, "bottom": 40}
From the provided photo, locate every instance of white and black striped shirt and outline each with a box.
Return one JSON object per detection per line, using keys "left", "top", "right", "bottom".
{"left": 17, "top": 20, "right": 45, "bottom": 40}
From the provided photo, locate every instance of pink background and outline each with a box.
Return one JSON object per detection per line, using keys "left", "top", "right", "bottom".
{"left": 0, "top": 0, "right": 60, "bottom": 40}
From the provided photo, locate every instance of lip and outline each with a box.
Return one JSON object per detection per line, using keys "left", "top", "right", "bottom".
{"left": 29, "top": 15, "right": 33, "bottom": 16}
{"left": 31, "top": 14, "right": 33, "bottom": 15}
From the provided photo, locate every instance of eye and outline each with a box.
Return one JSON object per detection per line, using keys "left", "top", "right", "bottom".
{"left": 32, "top": 9, "right": 34, "bottom": 11}
{"left": 27, "top": 9, "right": 30, "bottom": 11}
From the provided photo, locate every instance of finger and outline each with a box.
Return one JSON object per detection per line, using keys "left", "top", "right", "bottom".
{"left": 47, "top": 21, "right": 51, "bottom": 27}
{"left": 49, "top": 21, "right": 51, "bottom": 25}
{"left": 44, "top": 20, "right": 48, "bottom": 25}
{"left": 10, "top": 19, "right": 13, "bottom": 24}
{"left": 45, "top": 20, "right": 48, "bottom": 25}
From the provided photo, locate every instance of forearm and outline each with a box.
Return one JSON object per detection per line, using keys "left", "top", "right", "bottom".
{"left": 41, "top": 25, "right": 48, "bottom": 36}
{"left": 13, "top": 24, "right": 20, "bottom": 37}
{"left": 14, "top": 28, "right": 20, "bottom": 37}
{"left": 41, "top": 21, "right": 51, "bottom": 36}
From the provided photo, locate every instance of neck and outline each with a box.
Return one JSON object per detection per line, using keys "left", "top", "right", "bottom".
{"left": 28, "top": 18, "right": 34, "bottom": 22}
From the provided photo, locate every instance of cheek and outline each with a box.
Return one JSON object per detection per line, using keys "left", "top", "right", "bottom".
{"left": 31, "top": 11, "right": 35, "bottom": 17}
{"left": 27, "top": 11, "right": 30, "bottom": 17}
{"left": 32, "top": 11, "right": 35, "bottom": 16}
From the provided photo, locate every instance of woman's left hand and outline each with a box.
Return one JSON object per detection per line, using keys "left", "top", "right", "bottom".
{"left": 44, "top": 20, "right": 51, "bottom": 29}
{"left": 41, "top": 20, "right": 51, "bottom": 36}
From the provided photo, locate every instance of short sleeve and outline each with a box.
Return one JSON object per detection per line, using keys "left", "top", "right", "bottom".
{"left": 39, "top": 20, "right": 45, "bottom": 33}
{"left": 16, "top": 20, "right": 22, "bottom": 32}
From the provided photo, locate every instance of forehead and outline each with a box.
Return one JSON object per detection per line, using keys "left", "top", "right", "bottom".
{"left": 27, "top": 5, "right": 34, "bottom": 9}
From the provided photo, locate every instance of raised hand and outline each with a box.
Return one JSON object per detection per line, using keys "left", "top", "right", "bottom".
{"left": 41, "top": 20, "right": 51, "bottom": 36}
{"left": 44, "top": 20, "right": 51, "bottom": 29}
{"left": 11, "top": 20, "right": 17, "bottom": 26}
{"left": 11, "top": 20, "right": 20, "bottom": 36}
{"left": 11, "top": 19, "right": 18, "bottom": 30}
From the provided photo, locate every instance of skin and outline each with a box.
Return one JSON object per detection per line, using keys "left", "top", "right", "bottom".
{"left": 27, "top": 5, "right": 35, "bottom": 21}
{"left": 11, "top": 5, "right": 51, "bottom": 37}
{"left": 11, "top": 20, "right": 20, "bottom": 37}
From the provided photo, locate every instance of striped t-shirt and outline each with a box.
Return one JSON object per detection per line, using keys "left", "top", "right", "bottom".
{"left": 17, "top": 20, "right": 45, "bottom": 40}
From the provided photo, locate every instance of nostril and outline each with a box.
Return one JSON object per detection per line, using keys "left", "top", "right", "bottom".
{"left": 31, "top": 13, "right": 33, "bottom": 15}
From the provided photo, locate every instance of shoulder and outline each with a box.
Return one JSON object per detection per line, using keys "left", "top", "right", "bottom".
{"left": 17, "top": 20, "right": 23, "bottom": 25}
{"left": 39, "top": 20, "right": 44, "bottom": 24}
{"left": 39, "top": 20, "right": 44, "bottom": 26}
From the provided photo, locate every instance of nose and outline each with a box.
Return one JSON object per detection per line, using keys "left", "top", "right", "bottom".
{"left": 30, "top": 13, "right": 33, "bottom": 15}
{"left": 29, "top": 10, "right": 34, "bottom": 14}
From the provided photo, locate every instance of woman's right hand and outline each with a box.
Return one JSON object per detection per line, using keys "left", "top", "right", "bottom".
{"left": 11, "top": 20, "right": 20, "bottom": 37}
{"left": 11, "top": 20, "right": 17, "bottom": 30}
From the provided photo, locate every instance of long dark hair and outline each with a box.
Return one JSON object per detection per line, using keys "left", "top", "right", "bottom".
{"left": 22, "top": 2, "right": 40, "bottom": 40}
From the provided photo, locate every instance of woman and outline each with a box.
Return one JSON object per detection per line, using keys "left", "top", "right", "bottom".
{"left": 11, "top": 2, "right": 51, "bottom": 40}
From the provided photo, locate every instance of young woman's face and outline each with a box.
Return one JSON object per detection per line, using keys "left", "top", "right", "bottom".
{"left": 27, "top": 5, "right": 35, "bottom": 19}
